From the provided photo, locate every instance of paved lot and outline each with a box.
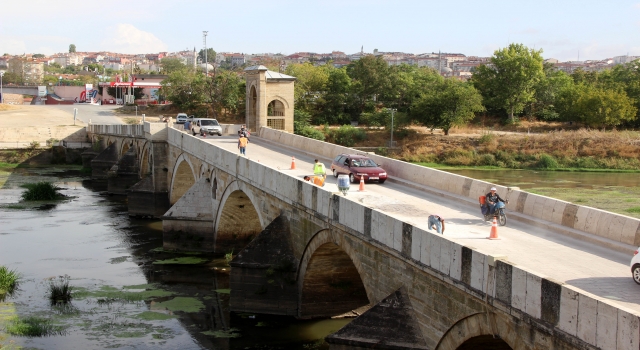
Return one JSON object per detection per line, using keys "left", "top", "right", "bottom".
{"left": 191, "top": 133, "right": 640, "bottom": 314}
{"left": 0, "top": 105, "right": 121, "bottom": 127}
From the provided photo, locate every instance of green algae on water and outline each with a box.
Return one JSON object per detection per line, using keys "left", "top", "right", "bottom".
{"left": 201, "top": 328, "right": 241, "bottom": 338}
{"left": 134, "top": 311, "right": 176, "bottom": 321}
{"left": 214, "top": 289, "right": 230, "bottom": 294}
{"left": 152, "top": 297, "right": 205, "bottom": 313}
{"left": 152, "top": 257, "right": 208, "bottom": 265}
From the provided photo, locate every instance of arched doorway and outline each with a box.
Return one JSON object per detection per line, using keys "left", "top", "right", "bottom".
{"left": 169, "top": 157, "right": 195, "bottom": 204}
{"left": 215, "top": 189, "right": 262, "bottom": 253}
{"left": 299, "top": 242, "right": 369, "bottom": 318}
{"left": 249, "top": 85, "right": 257, "bottom": 131}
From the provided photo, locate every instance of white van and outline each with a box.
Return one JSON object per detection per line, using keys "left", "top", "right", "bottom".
{"left": 192, "top": 118, "right": 223, "bottom": 136}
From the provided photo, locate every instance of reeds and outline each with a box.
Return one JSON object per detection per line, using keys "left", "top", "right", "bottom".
{"left": 48, "top": 275, "right": 73, "bottom": 305}
{"left": 0, "top": 265, "right": 21, "bottom": 302}
{"left": 20, "top": 182, "right": 66, "bottom": 201}
{"left": 5, "top": 316, "right": 65, "bottom": 337}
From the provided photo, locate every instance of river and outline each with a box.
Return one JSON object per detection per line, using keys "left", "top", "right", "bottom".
{"left": 0, "top": 167, "right": 349, "bottom": 349}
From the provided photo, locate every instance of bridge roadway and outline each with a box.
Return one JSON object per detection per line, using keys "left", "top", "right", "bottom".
{"left": 189, "top": 132, "right": 639, "bottom": 314}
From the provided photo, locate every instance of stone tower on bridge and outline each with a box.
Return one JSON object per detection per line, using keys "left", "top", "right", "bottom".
{"left": 244, "top": 65, "right": 295, "bottom": 134}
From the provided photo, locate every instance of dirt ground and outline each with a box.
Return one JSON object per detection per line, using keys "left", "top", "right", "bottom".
{"left": 0, "top": 105, "right": 85, "bottom": 127}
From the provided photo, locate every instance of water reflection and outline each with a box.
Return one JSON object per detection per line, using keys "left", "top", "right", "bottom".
{"left": 0, "top": 168, "right": 348, "bottom": 349}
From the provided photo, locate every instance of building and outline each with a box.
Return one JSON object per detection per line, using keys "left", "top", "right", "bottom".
{"left": 7, "top": 57, "right": 44, "bottom": 84}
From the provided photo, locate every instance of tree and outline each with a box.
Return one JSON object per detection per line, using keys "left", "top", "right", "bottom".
{"left": 161, "top": 57, "right": 187, "bottom": 74}
{"left": 203, "top": 69, "right": 244, "bottom": 118}
{"left": 525, "top": 63, "right": 573, "bottom": 120}
{"left": 69, "top": 44, "right": 76, "bottom": 53}
{"left": 411, "top": 79, "right": 484, "bottom": 135}
{"left": 347, "top": 55, "right": 391, "bottom": 115}
{"left": 160, "top": 68, "right": 206, "bottom": 111}
{"left": 383, "top": 65, "right": 442, "bottom": 113}
{"left": 472, "top": 43, "right": 544, "bottom": 123}
{"left": 198, "top": 48, "right": 216, "bottom": 64}
{"left": 574, "top": 85, "right": 637, "bottom": 129}
{"left": 32, "top": 54, "right": 45, "bottom": 58}
{"left": 284, "top": 62, "right": 330, "bottom": 112}
{"left": 316, "top": 67, "right": 354, "bottom": 124}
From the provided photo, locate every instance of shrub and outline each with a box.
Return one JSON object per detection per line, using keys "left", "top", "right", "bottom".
{"left": 20, "top": 182, "right": 66, "bottom": 201}
{"left": 537, "top": 154, "right": 559, "bottom": 169}
{"left": 477, "top": 154, "right": 497, "bottom": 166}
{"left": 330, "top": 125, "right": 366, "bottom": 147}
{"left": 0, "top": 265, "right": 21, "bottom": 302}
{"left": 297, "top": 126, "right": 325, "bottom": 141}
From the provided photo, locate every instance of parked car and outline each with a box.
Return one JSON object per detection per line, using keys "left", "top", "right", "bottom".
{"left": 192, "top": 118, "right": 223, "bottom": 136}
{"left": 630, "top": 248, "right": 640, "bottom": 284}
{"left": 331, "top": 153, "right": 387, "bottom": 184}
{"left": 176, "top": 113, "right": 189, "bottom": 124}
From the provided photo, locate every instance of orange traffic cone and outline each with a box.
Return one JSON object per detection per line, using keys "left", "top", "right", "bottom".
{"left": 358, "top": 176, "right": 365, "bottom": 191}
{"left": 290, "top": 156, "right": 296, "bottom": 170}
{"left": 488, "top": 216, "right": 500, "bottom": 240}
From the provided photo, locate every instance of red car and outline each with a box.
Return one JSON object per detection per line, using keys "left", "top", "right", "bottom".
{"left": 331, "top": 154, "right": 387, "bottom": 184}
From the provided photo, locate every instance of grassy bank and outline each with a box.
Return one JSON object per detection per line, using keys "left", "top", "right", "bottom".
{"left": 392, "top": 129, "right": 640, "bottom": 171}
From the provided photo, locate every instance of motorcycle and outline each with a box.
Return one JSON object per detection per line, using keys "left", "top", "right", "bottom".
{"left": 479, "top": 196, "right": 508, "bottom": 226}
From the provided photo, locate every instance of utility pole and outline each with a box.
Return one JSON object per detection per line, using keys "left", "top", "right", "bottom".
{"left": 203, "top": 31, "right": 209, "bottom": 75}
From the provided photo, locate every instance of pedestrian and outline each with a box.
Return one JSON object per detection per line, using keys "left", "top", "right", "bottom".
{"left": 238, "top": 134, "right": 248, "bottom": 156}
{"left": 313, "top": 159, "right": 327, "bottom": 180}
{"left": 427, "top": 214, "right": 445, "bottom": 234}
{"left": 184, "top": 119, "right": 191, "bottom": 133}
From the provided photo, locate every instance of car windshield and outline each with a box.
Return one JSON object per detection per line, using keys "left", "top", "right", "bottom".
{"left": 352, "top": 158, "right": 377, "bottom": 167}
{"left": 200, "top": 120, "right": 219, "bottom": 126}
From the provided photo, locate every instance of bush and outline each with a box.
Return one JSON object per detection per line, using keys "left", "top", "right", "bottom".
{"left": 537, "top": 154, "right": 559, "bottom": 169}
{"left": 477, "top": 154, "right": 497, "bottom": 166}
{"left": 297, "top": 126, "right": 325, "bottom": 141}
{"left": 21, "top": 182, "right": 66, "bottom": 201}
{"left": 330, "top": 125, "right": 366, "bottom": 147}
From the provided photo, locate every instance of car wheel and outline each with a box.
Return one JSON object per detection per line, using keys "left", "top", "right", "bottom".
{"left": 349, "top": 173, "right": 356, "bottom": 184}
{"left": 633, "top": 265, "right": 640, "bottom": 285}
{"left": 333, "top": 169, "right": 338, "bottom": 178}
{"left": 217, "top": 133, "right": 222, "bottom": 136}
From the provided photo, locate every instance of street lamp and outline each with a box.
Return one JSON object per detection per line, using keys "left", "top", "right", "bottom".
{"left": 0, "top": 71, "right": 4, "bottom": 104}
{"left": 203, "top": 31, "right": 209, "bottom": 75}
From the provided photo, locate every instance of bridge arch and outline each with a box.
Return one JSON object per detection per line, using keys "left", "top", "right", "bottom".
{"left": 169, "top": 154, "right": 196, "bottom": 204}
{"left": 435, "top": 313, "right": 515, "bottom": 350}
{"left": 120, "top": 139, "right": 132, "bottom": 156}
{"left": 214, "top": 180, "right": 263, "bottom": 253}
{"left": 139, "top": 143, "right": 150, "bottom": 177}
{"left": 297, "top": 229, "right": 370, "bottom": 319}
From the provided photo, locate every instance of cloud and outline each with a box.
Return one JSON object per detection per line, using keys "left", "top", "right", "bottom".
{"left": 100, "top": 24, "right": 167, "bottom": 54}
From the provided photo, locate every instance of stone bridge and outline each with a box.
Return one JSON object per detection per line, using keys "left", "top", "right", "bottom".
{"left": 85, "top": 123, "right": 640, "bottom": 350}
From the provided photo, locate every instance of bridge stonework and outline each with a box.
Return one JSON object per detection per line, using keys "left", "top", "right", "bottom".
{"left": 86, "top": 123, "right": 640, "bottom": 350}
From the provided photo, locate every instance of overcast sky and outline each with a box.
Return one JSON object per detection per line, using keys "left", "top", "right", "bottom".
{"left": 1, "top": 0, "right": 639, "bottom": 61}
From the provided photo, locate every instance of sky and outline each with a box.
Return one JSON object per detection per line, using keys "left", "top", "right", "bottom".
{"left": 1, "top": 0, "right": 639, "bottom": 61}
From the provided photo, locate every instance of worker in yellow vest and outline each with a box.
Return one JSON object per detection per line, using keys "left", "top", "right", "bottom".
{"left": 313, "top": 159, "right": 326, "bottom": 180}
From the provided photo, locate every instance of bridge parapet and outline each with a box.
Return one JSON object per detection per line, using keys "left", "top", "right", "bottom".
{"left": 87, "top": 124, "right": 145, "bottom": 138}
{"left": 259, "top": 127, "right": 640, "bottom": 253}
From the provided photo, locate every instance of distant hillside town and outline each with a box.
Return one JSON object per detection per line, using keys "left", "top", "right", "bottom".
{"left": 0, "top": 46, "right": 638, "bottom": 85}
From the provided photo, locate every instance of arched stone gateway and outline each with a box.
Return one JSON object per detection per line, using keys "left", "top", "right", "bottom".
{"left": 169, "top": 155, "right": 196, "bottom": 204}
{"left": 244, "top": 65, "right": 295, "bottom": 133}
{"left": 214, "top": 181, "right": 262, "bottom": 253}
{"left": 298, "top": 230, "right": 369, "bottom": 319}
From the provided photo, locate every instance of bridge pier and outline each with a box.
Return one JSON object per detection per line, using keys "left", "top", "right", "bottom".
{"left": 162, "top": 176, "right": 215, "bottom": 251}
{"left": 229, "top": 215, "right": 299, "bottom": 316}
{"left": 107, "top": 145, "right": 139, "bottom": 195}
{"left": 90, "top": 142, "right": 118, "bottom": 181}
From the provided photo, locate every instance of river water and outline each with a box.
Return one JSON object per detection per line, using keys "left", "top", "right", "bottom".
{"left": 0, "top": 168, "right": 349, "bottom": 349}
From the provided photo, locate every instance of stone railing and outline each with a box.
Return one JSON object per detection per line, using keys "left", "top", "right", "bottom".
{"left": 87, "top": 124, "right": 145, "bottom": 138}
{"left": 167, "top": 126, "right": 640, "bottom": 349}
{"left": 258, "top": 127, "right": 640, "bottom": 253}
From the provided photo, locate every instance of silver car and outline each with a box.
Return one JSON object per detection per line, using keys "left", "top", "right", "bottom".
{"left": 176, "top": 113, "right": 189, "bottom": 124}
{"left": 192, "top": 118, "right": 222, "bottom": 136}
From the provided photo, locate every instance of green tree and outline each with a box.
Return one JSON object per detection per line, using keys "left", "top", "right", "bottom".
{"left": 32, "top": 54, "right": 45, "bottom": 58}
{"left": 161, "top": 57, "right": 187, "bottom": 74}
{"left": 383, "top": 65, "right": 442, "bottom": 113}
{"left": 69, "top": 44, "right": 76, "bottom": 53}
{"left": 160, "top": 68, "right": 206, "bottom": 111}
{"left": 203, "top": 69, "right": 244, "bottom": 118}
{"left": 411, "top": 79, "right": 484, "bottom": 135}
{"left": 316, "top": 67, "right": 354, "bottom": 124}
{"left": 605, "top": 59, "right": 640, "bottom": 127}
{"left": 284, "top": 62, "right": 330, "bottom": 112}
{"left": 198, "top": 48, "right": 216, "bottom": 64}
{"left": 347, "top": 55, "right": 391, "bottom": 115}
{"left": 472, "top": 43, "right": 544, "bottom": 123}
{"left": 526, "top": 63, "right": 573, "bottom": 120}
{"left": 574, "top": 85, "right": 637, "bottom": 128}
